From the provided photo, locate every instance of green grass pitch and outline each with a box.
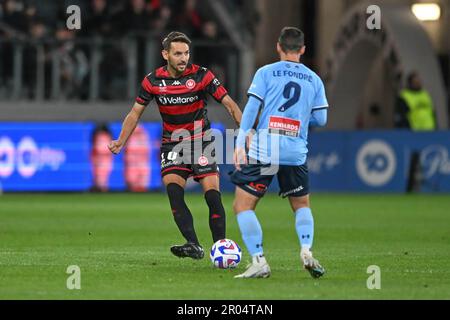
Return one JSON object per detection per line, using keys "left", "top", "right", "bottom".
{"left": 1, "top": 193, "right": 449, "bottom": 299}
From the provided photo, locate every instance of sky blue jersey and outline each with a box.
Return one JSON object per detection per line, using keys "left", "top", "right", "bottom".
{"left": 242, "top": 60, "right": 328, "bottom": 165}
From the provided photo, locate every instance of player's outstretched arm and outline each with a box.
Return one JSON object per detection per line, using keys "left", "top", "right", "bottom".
{"left": 108, "top": 102, "right": 146, "bottom": 154}
{"left": 234, "top": 96, "right": 261, "bottom": 170}
{"left": 221, "top": 95, "right": 242, "bottom": 126}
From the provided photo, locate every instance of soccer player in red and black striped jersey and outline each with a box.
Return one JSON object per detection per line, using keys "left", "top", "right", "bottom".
{"left": 109, "top": 31, "right": 242, "bottom": 260}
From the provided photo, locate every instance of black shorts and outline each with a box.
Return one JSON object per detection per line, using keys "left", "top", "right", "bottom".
{"left": 160, "top": 139, "right": 218, "bottom": 181}
{"left": 230, "top": 161, "right": 309, "bottom": 198}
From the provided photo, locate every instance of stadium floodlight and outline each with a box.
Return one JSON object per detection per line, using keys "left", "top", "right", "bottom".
{"left": 411, "top": 3, "right": 441, "bottom": 21}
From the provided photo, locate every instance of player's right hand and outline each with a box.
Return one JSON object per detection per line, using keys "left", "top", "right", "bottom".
{"left": 233, "top": 147, "right": 247, "bottom": 171}
{"left": 108, "top": 140, "right": 123, "bottom": 154}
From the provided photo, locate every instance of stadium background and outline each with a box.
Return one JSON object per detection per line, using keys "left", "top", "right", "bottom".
{"left": 1, "top": 0, "right": 449, "bottom": 193}
{"left": 1, "top": 0, "right": 450, "bottom": 300}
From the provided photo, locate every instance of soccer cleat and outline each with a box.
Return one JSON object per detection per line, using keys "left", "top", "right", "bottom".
{"left": 234, "top": 255, "right": 271, "bottom": 279}
{"left": 170, "top": 242, "right": 205, "bottom": 260}
{"left": 301, "top": 249, "right": 325, "bottom": 278}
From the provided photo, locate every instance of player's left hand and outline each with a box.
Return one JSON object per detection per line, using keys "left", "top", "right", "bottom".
{"left": 108, "top": 140, "right": 123, "bottom": 154}
{"left": 233, "top": 147, "right": 247, "bottom": 171}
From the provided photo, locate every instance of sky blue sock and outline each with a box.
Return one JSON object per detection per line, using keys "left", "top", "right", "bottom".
{"left": 236, "top": 210, "right": 263, "bottom": 257}
{"left": 295, "top": 207, "right": 314, "bottom": 250}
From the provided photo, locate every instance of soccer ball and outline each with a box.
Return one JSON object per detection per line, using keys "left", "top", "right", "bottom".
{"left": 210, "top": 239, "right": 242, "bottom": 269}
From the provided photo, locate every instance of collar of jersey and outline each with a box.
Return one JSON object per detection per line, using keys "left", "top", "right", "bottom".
{"left": 284, "top": 59, "right": 302, "bottom": 65}
{"left": 156, "top": 63, "right": 196, "bottom": 79}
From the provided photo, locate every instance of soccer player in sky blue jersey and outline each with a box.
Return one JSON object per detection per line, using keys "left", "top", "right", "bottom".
{"left": 231, "top": 27, "right": 328, "bottom": 279}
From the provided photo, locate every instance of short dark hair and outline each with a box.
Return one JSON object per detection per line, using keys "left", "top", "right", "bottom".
{"left": 407, "top": 71, "right": 419, "bottom": 83}
{"left": 278, "top": 27, "right": 305, "bottom": 53}
{"left": 162, "top": 31, "right": 191, "bottom": 51}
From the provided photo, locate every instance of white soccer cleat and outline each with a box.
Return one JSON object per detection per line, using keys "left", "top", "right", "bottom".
{"left": 301, "top": 248, "right": 325, "bottom": 279}
{"left": 234, "top": 255, "right": 271, "bottom": 279}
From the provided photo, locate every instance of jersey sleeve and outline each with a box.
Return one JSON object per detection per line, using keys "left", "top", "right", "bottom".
{"left": 309, "top": 108, "right": 327, "bottom": 127}
{"left": 135, "top": 76, "right": 154, "bottom": 106}
{"left": 312, "top": 78, "right": 328, "bottom": 110}
{"left": 235, "top": 95, "right": 262, "bottom": 148}
{"left": 247, "top": 68, "right": 266, "bottom": 102}
{"left": 203, "top": 70, "right": 228, "bottom": 102}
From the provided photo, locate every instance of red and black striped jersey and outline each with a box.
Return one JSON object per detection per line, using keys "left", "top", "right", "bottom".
{"left": 135, "top": 63, "right": 228, "bottom": 143}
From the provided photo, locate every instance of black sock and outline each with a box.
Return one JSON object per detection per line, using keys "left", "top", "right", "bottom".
{"left": 166, "top": 183, "right": 199, "bottom": 245}
{"left": 204, "top": 190, "right": 226, "bottom": 242}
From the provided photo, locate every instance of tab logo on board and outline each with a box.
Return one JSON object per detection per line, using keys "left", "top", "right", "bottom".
{"left": 356, "top": 140, "right": 396, "bottom": 187}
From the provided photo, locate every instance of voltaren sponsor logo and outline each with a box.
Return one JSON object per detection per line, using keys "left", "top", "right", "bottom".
{"left": 158, "top": 95, "right": 199, "bottom": 105}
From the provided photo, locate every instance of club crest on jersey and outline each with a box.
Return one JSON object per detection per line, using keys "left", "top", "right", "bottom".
{"left": 186, "top": 79, "right": 196, "bottom": 90}
{"left": 198, "top": 155, "right": 209, "bottom": 166}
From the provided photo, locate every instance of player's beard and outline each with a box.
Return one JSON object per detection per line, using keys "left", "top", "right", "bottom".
{"left": 169, "top": 60, "right": 187, "bottom": 76}
{"left": 176, "top": 63, "right": 187, "bottom": 72}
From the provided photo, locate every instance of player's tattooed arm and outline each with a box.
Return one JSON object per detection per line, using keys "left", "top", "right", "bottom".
{"left": 108, "top": 102, "right": 146, "bottom": 154}
{"left": 221, "top": 95, "right": 242, "bottom": 126}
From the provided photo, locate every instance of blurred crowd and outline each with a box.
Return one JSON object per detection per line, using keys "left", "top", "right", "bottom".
{"left": 0, "top": 0, "right": 258, "bottom": 100}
